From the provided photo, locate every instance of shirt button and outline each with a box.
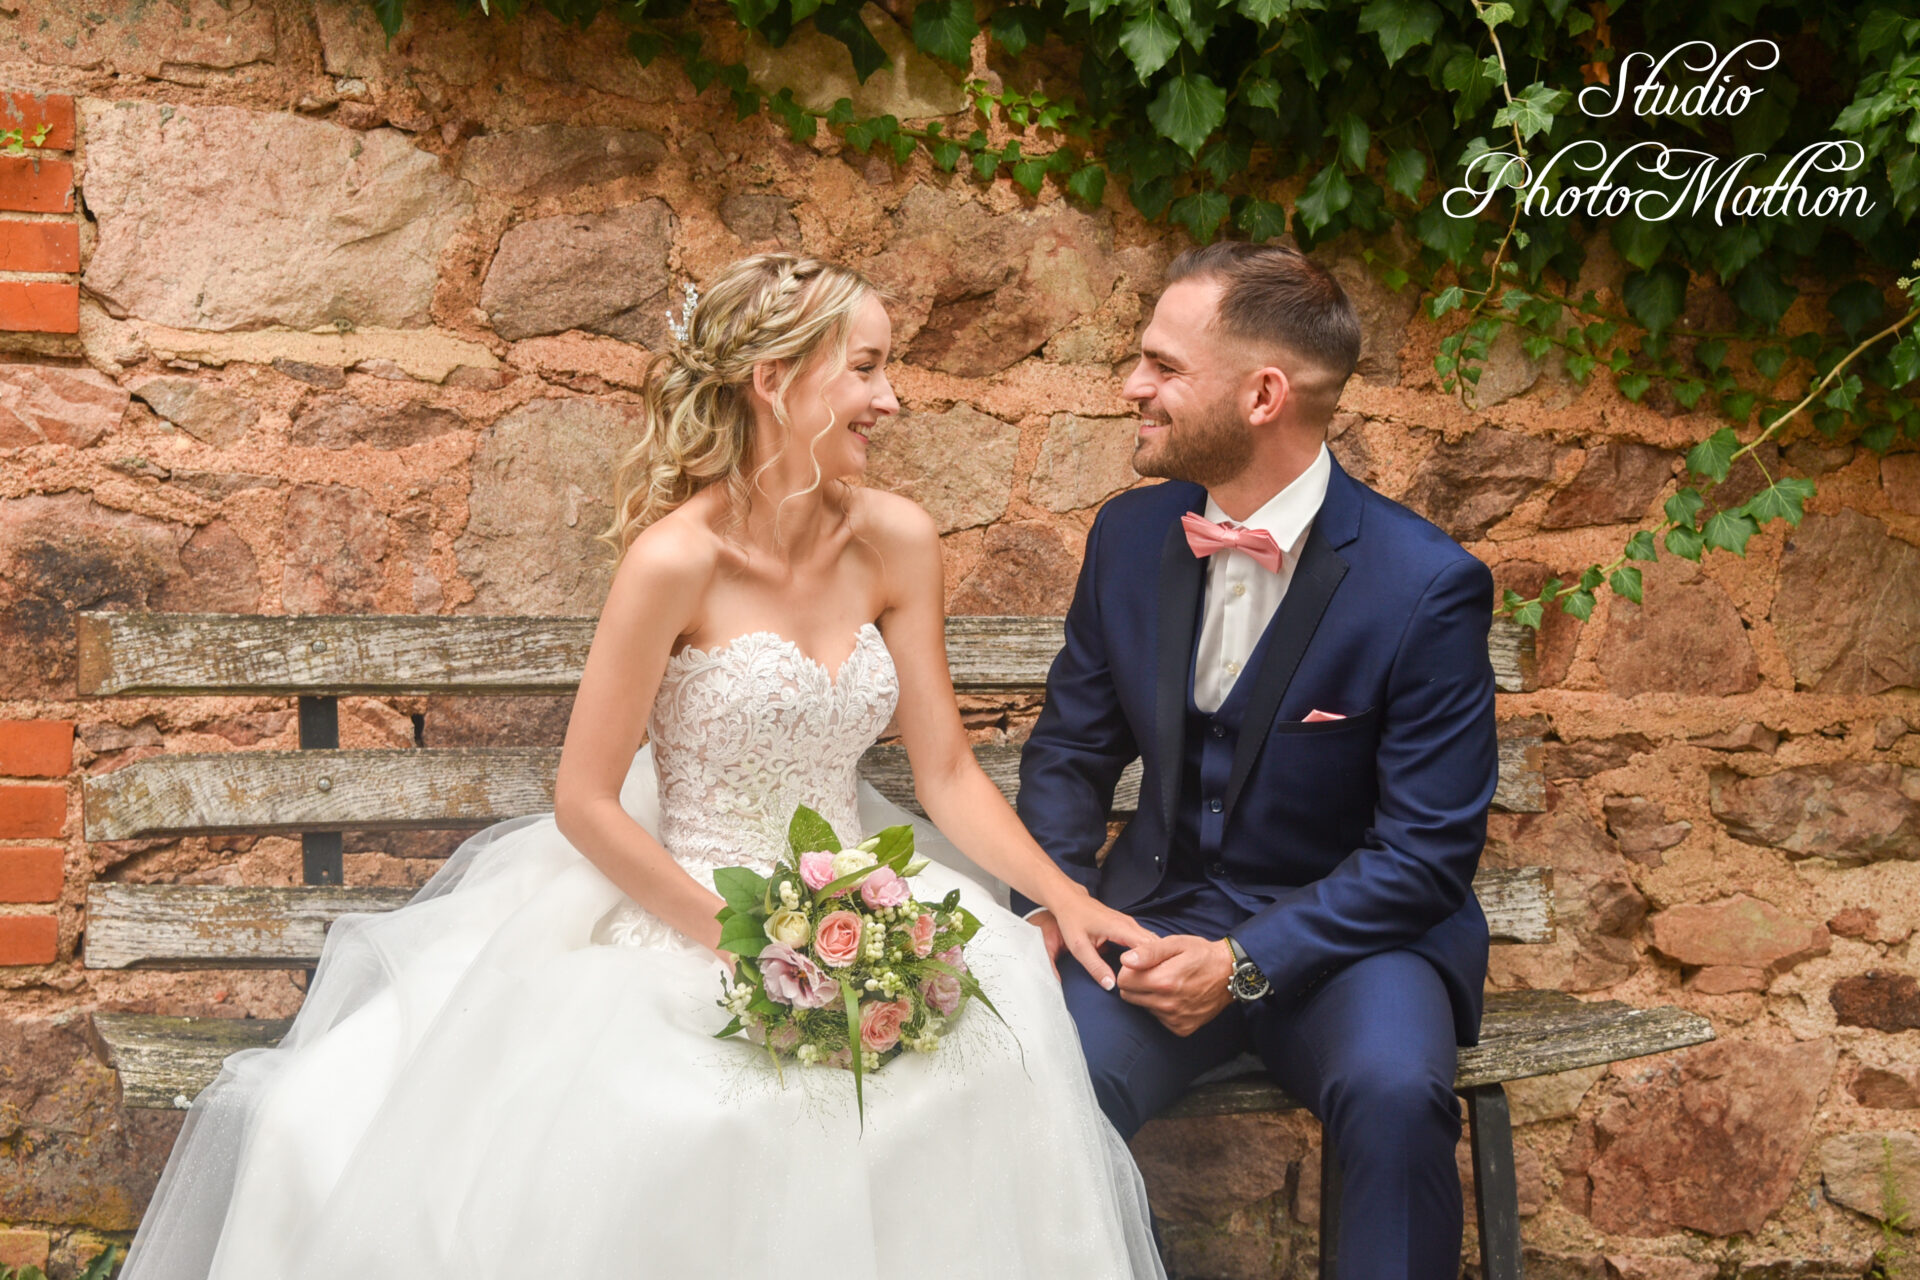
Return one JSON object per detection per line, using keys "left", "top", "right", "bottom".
{"left": 1224, "top": 659, "right": 1240, "bottom": 676}
{"left": 1209, "top": 861, "right": 1226, "bottom": 876}
{"left": 1210, "top": 723, "right": 1226, "bottom": 738}
{"left": 1208, "top": 797, "right": 1223, "bottom": 813}
{"left": 1231, "top": 582, "right": 1248, "bottom": 598}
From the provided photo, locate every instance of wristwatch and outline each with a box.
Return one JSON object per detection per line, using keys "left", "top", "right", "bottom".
{"left": 1224, "top": 934, "right": 1271, "bottom": 1002}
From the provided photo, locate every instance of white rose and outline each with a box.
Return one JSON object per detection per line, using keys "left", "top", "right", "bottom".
{"left": 765, "top": 908, "right": 812, "bottom": 948}
{"left": 830, "top": 850, "right": 877, "bottom": 881}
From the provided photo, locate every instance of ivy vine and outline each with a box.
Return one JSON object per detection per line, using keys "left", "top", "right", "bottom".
{"left": 372, "top": 0, "right": 1920, "bottom": 630}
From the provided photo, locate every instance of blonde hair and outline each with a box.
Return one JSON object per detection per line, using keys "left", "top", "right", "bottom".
{"left": 597, "top": 254, "right": 882, "bottom": 560}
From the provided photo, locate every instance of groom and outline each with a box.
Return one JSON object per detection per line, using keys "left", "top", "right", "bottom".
{"left": 1014, "top": 241, "right": 1499, "bottom": 1278}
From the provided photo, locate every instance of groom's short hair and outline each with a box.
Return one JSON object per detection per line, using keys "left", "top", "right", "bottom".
{"left": 1166, "top": 241, "right": 1362, "bottom": 385}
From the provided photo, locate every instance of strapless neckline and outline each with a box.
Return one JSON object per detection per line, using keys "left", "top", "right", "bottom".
{"left": 666, "top": 621, "right": 883, "bottom": 689}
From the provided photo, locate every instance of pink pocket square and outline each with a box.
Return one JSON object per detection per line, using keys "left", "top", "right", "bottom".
{"left": 1303, "top": 709, "right": 1347, "bottom": 722}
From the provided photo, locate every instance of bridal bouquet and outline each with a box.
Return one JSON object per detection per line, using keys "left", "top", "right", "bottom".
{"left": 712, "top": 804, "right": 1004, "bottom": 1119}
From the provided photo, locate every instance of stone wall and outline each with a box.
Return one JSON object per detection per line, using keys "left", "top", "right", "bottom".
{"left": 1, "top": 2, "right": 1917, "bottom": 1275}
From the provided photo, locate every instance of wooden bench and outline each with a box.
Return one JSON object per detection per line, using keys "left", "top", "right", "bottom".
{"left": 76, "top": 610, "right": 1713, "bottom": 1280}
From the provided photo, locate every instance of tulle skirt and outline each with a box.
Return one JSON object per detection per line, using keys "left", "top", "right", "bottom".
{"left": 120, "top": 747, "right": 1166, "bottom": 1280}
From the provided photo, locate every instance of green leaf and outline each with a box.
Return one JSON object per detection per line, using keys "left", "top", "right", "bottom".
{"left": 1012, "top": 157, "right": 1048, "bottom": 193}
{"left": 1244, "top": 79, "right": 1280, "bottom": 112}
{"left": 371, "top": 0, "right": 406, "bottom": 38}
{"left": 1561, "top": 589, "right": 1595, "bottom": 621}
{"left": 988, "top": 5, "right": 1046, "bottom": 54}
{"left": 625, "top": 30, "right": 666, "bottom": 63}
{"left": 788, "top": 804, "right": 842, "bottom": 856}
{"left": 1665, "top": 525, "right": 1707, "bottom": 561}
{"left": 731, "top": 0, "right": 780, "bottom": 28}
{"left": 911, "top": 0, "right": 974, "bottom": 66}
{"left": 1478, "top": 1, "right": 1514, "bottom": 26}
{"left": 1356, "top": 0, "right": 1441, "bottom": 67}
{"left": 1608, "top": 566, "right": 1643, "bottom": 605}
{"left": 1665, "top": 487, "right": 1705, "bottom": 528}
{"left": 1236, "top": 197, "right": 1289, "bottom": 242}
{"left": 1742, "top": 477, "right": 1816, "bottom": 527}
{"left": 1385, "top": 147, "right": 1426, "bottom": 200}
{"left": 1696, "top": 338, "right": 1728, "bottom": 372}
{"left": 1510, "top": 597, "right": 1544, "bottom": 629}
{"left": 1146, "top": 73, "right": 1227, "bottom": 155}
{"left": 1066, "top": 163, "right": 1107, "bottom": 206}
{"left": 842, "top": 979, "right": 866, "bottom": 1126}
{"left": 1294, "top": 161, "right": 1352, "bottom": 234}
{"left": 1578, "top": 565, "right": 1605, "bottom": 592}
{"left": 1170, "top": 190, "right": 1231, "bottom": 242}
{"left": 1731, "top": 259, "right": 1796, "bottom": 328}
{"left": 1752, "top": 346, "right": 1787, "bottom": 380}
{"left": 1684, "top": 428, "right": 1740, "bottom": 484}
{"left": 1330, "top": 114, "right": 1370, "bottom": 170}
{"left": 868, "top": 824, "right": 916, "bottom": 872}
{"left": 713, "top": 866, "right": 769, "bottom": 914}
{"left": 1703, "top": 509, "right": 1760, "bottom": 556}
{"left": 1621, "top": 263, "right": 1687, "bottom": 336}
{"left": 1236, "top": 0, "right": 1291, "bottom": 21}
{"left": 1118, "top": 10, "right": 1181, "bottom": 81}
{"left": 1491, "top": 82, "right": 1569, "bottom": 143}
{"left": 1412, "top": 200, "right": 1475, "bottom": 259}
{"left": 1827, "top": 279, "right": 1888, "bottom": 343}
{"left": 1721, "top": 390, "right": 1756, "bottom": 422}
{"left": 930, "top": 139, "right": 963, "bottom": 170}
{"left": 1624, "top": 530, "right": 1659, "bottom": 561}
{"left": 815, "top": 2, "right": 890, "bottom": 81}
{"left": 1618, "top": 370, "right": 1651, "bottom": 401}
{"left": 1890, "top": 334, "right": 1920, "bottom": 389}
{"left": 717, "top": 913, "right": 769, "bottom": 957}
{"left": 973, "top": 148, "right": 999, "bottom": 179}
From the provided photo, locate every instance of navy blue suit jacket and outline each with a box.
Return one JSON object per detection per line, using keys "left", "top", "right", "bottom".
{"left": 1013, "top": 457, "right": 1499, "bottom": 1046}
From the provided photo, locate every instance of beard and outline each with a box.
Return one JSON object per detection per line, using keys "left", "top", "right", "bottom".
{"left": 1131, "top": 395, "right": 1254, "bottom": 488}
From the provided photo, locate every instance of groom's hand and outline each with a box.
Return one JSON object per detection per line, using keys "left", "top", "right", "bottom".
{"left": 1115, "top": 935, "right": 1235, "bottom": 1036}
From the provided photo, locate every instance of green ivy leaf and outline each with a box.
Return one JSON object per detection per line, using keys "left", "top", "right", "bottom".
{"left": 1742, "top": 476, "right": 1816, "bottom": 526}
{"left": 911, "top": 0, "right": 975, "bottom": 67}
{"left": 1118, "top": 10, "right": 1182, "bottom": 80}
{"left": 1245, "top": 78, "right": 1280, "bottom": 112}
{"left": 1731, "top": 258, "right": 1797, "bottom": 328}
{"left": 1478, "top": 1, "right": 1514, "bottom": 27}
{"left": 1621, "top": 263, "right": 1687, "bottom": 336}
{"left": 1624, "top": 530, "right": 1659, "bottom": 561}
{"left": 371, "top": 0, "right": 405, "bottom": 38}
{"left": 1721, "top": 389, "right": 1756, "bottom": 421}
{"left": 1696, "top": 338, "right": 1728, "bottom": 371}
{"left": 1294, "top": 161, "right": 1353, "bottom": 234}
{"left": 1827, "top": 279, "right": 1888, "bottom": 342}
{"left": 1147, "top": 72, "right": 1228, "bottom": 155}
{"left": 1236, "top": 196, "right": 1289, "bottom": 241}
{"left": 1012, "top": 157, "right": 1048, "bottom": 194}
{"left": 1170, "top": 190, "right": 1232, "bottom": 242}
{"left": 1578, "top": 565, "right": 1605, "bottom": 592}
{"left": 1356, "top": 0, "right": 1441, "bottom": 67}
{"left": 973, "top": 148, "right": 999, "bottom": 179}
{"left": 1703, "top": 508, "right": 1760, "bottom": 556}
{"left": 1752, "top": 345, "right": 1787, "bottom": 380}
{"left": 1665, "top": 525, "right": 1707, "bottom": 561}
{"left": 1618, "top": 370, "right": 1651, "bottom": 401}
{"left": 731, "top": 0, "right": 780, "bottom": 28}
{"left": 1665, "top": 487, "right": 1706, "bottom": 527}
{"left": 1561, "top": 589, "right": 1596, "bottom": 621}
{"left": 815, "top": 2, "right": 890, "bottom": 81}
{"left": 625, "top": 30, "right": 666, "bottom": 63}
{"left": 1413, "top": 201, "right": 1475, "bottom": 258}
{"left": 988, "top": 5, "right": 1047, "bottom": 54}
{"left": 1330, "top": 113, "right": 1370, "bottom": 169}
{"left": 1491, "top": 82, "right": 1569, "bottom": 143}
{"left": 1511, "top": 597, "right": 1544, "bottom": 629}
{"left": 1890, "top": 333, "right": 1920, "bottom": 388}
{"left": 1385, "top": 147, "right": 1426, "bottom": 200}
{"left": 1608, "top": 566, "right": 1643, "bottom": 605}
{"left": 1066, "top": 163, "right": 1106, "bottom": 206}
{"left": 1685, "top": 428, "right": 1741, "bottom": 484}
{"left": 1236, "top": 0, "right": 1292, "bottom": 21}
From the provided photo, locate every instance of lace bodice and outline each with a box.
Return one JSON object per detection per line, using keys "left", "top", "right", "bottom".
{"left": 599, "top": 623, "right": 899, "bottom": 949}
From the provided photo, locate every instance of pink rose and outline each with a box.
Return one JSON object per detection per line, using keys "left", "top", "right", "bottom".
{"left": 908, "top": 913, "right": 936, "bottom": 958}
{"left": 823, "top": 1047, "right": 853, "bottom": 1070}
{"left": 860, "top": 996, "right": 912, "bottom": 1053}
{"left": 922, "top": 971, "right": 963, "bottom": 1017}
{"left": 936, "top": 945, "right": 968, "bottom": 975}
{"left": 758, "top": 943, "right": 841, "bottom": 1009}
{"left": 859, "top": 866, "right": 910, "bottom": 911}
{"left": 798, "top": 851, "right": 837, "bottom": 891}
{"left": 813, "top": 910, "right": 863, "bottom": 968}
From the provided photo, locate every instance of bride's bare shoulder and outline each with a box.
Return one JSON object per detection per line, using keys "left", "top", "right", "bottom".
{"left": 605, "top": 500, "right": 726, "bottom": 631}
{"left": 850, "top": 485, "right": 938, "bottom": 554}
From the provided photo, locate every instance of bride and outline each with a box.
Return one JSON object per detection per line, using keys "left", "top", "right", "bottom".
{"left": 120, "top": 253, "right": 1169, "bottom": 1280}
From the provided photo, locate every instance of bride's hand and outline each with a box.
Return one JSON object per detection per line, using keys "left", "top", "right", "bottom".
{"left": 1032, "top": 894, "right": 1160, "bottom": 991}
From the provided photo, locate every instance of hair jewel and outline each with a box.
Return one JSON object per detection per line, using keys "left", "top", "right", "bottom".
{"left": 665, "top": 280, "right": 700, "bottom": 345}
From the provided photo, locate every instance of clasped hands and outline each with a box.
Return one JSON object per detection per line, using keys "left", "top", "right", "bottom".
{"left": 1033, "top": 897, "right": 1235, "bottom": 1038}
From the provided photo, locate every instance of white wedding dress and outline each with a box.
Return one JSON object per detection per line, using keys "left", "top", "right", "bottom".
{"left": 121, "top": 622, "right": 1165, "bottom": 1280}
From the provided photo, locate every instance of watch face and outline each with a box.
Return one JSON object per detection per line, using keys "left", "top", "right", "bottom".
{"left": 1231, "top": 964, "right": 1270, "bottom": 1001}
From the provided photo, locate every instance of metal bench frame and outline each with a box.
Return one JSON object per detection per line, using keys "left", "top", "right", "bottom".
{"left": 76, "top": 611, "right": 1714, "bottom": 1279}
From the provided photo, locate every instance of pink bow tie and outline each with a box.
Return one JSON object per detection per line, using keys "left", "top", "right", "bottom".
{"left": 1182, "top": 512, "right": 1283, "bottom": 573}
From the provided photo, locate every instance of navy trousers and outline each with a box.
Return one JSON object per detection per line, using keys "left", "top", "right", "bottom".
{"left": 1062, "top": 881, "right": 1464, "bottom": 1280}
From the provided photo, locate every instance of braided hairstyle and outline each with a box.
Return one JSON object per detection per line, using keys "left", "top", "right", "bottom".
{"left": 597, "top": 253, "right": 881, "bottom": 559}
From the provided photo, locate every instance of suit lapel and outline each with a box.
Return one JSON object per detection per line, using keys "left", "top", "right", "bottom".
{"left": 1220, "top": 466, "right": 1359, "bottom": 818}
{"left": 1153, "top": 501, "right": 1207, "bottom": 829}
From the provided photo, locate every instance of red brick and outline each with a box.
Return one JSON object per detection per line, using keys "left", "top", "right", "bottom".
{"left": 0, "top": 847, "right": 63, "bottom": 903}
{"left": 0, "top": 280, "right": 79, "bottom": 333}
{"left": 0, "top": 1228, "right": 51, "bottom": 1270}
{"left": 0, "top": 915, "right": 58, "bottom": 965}
{"left": 0, "top": 219, "right": 78, "bottom": 272}
{"left": 0, "top": 156, "right": 74, "bottom": 212}
{"left": 1, "top": 92, "right": 76, "bottom": 150}
{"left": 0, "top": 784, "right": 65, "bottom": 838}
{"left": 0, "top": 719, "right": 74, "bottom": 776}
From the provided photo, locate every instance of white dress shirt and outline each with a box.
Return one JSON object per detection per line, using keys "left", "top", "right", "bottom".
{"left": 1191, "top": 444, "right": 1332, "bottom": 713}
